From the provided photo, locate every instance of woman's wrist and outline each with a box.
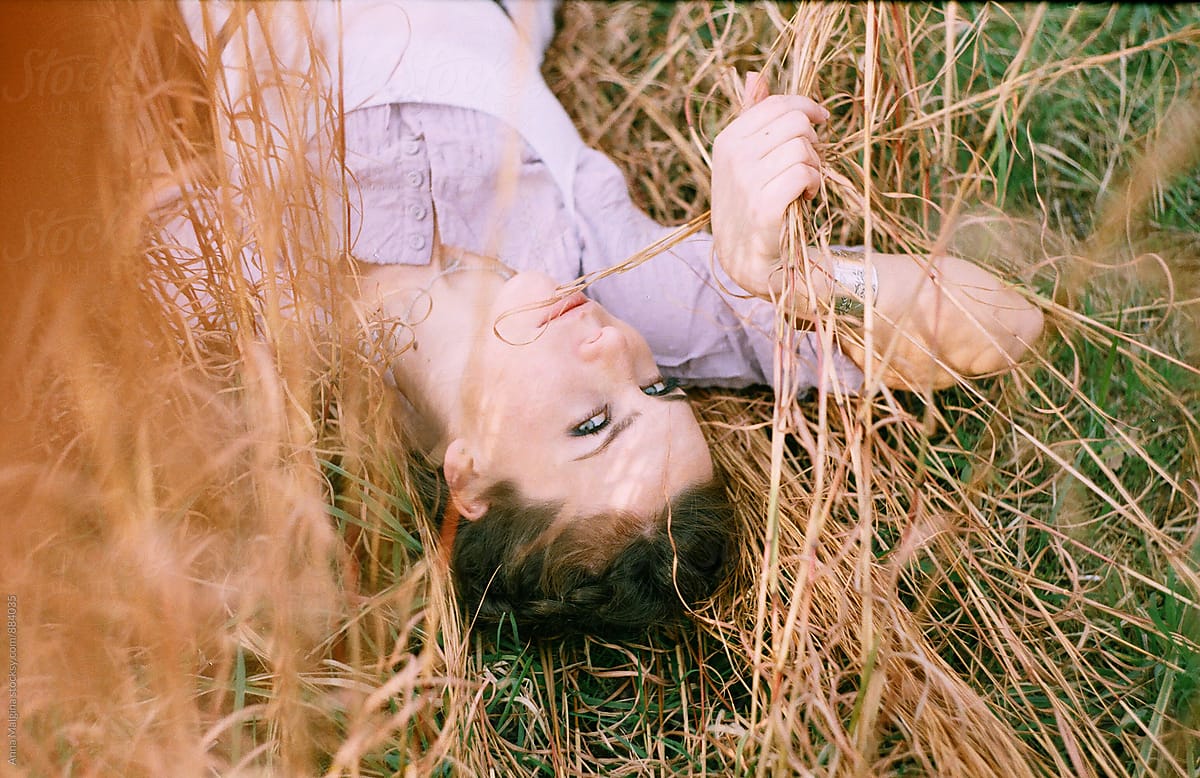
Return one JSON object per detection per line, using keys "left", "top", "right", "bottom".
{"left": 827, "top": 252, "right": 878, "bottom": 318}
{"left": 766, "top": 246, "right": 878, "bottom": 319}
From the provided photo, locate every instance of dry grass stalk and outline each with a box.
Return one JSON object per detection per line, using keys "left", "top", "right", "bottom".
{"left": 3, "top": 2, "right": 1198, "bottom": 776}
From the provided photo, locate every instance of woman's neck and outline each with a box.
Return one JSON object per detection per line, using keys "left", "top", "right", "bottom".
{"left": 357, "top": 247, "right": 512, "bottom": 459}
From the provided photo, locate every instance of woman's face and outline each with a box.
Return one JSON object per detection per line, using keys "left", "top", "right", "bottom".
{"left": 450, "top": 271, "right": 714, "bottom": 520}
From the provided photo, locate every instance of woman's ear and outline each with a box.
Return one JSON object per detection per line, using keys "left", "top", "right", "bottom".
{"left": 442, "top": 438, "right": 490, "bottom": 521}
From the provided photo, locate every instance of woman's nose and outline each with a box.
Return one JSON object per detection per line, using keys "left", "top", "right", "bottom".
{"left": 578, "top": 325, "right": 627, "bottom": 364}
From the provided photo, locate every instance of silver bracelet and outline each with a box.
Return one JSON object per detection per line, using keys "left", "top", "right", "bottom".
{"left": 829, "top": 251, "right": 878, "bottom": 317}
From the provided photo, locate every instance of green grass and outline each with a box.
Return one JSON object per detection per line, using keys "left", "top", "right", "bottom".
{"left": 898, "top": 271, "right": 1200, "bottom": 772}
{"left": 914, "top": 4, "right": 1200, "bottom": 235}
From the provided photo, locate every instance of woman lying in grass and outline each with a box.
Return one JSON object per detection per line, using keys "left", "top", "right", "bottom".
{"left": 181, "top": 0, "right": 1044, "bottom": 636}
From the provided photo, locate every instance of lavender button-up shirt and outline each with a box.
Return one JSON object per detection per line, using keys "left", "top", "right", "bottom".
{"left": 175, "top": 0, "right": 860, "bottom": 393}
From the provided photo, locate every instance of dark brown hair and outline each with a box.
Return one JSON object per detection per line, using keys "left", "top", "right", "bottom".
{"left": 412, "top": 465, "right": 735, "bottom": 637}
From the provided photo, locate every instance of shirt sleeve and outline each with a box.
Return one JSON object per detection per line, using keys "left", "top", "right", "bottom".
{"left": 572, "top": 146, "right": 863, "bottom": 394}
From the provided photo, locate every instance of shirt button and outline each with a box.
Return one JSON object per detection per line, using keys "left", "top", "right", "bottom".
{"left": 406, "top": 171, "right": 424, "bottom": 187}
{"left": 403, "top": 138, "right": 421, "bottom": 155}
{"left": 408, "top": 204, "right": 427, "bottom": 220}
{"left": 408, "top": 234, "right": 426, "bottom": 251}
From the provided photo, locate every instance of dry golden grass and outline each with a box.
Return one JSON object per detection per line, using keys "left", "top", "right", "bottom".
{"left": 2, "top": 2, "right": 1198, "bottom": 776}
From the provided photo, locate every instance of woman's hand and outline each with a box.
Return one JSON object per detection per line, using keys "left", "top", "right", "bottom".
{"left": 711, "top": 72, "right": 830, "bottom": 299}
{"left": 709, "top": 73, "right": 1045, "bottom": 391}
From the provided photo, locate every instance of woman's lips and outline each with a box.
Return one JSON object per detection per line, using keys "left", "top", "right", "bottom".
{"left": 540, "top": 292, "right": 589, "bottom": 325}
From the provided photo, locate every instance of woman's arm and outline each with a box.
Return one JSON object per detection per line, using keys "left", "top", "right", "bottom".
{"left": 815, "top": 250, "right": 1044, "bottom": 390}
{"left": 711, "top": 75, "right": 1044, "bottom": 391}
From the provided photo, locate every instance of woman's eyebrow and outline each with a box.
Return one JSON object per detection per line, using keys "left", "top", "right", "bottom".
{"left": 573, "top": 411, "right": 641, "bottom": 461}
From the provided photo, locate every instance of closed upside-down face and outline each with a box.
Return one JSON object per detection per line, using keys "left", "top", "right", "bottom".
{"left": 443, "top": 270, "right": 715, "bottom": 530}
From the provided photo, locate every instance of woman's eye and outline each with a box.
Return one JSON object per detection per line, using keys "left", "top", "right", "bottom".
{"left": 642, "top": 377, "right": 683, "bottom": 397}
{"left": 570, "top": 407, "right": 609, "bottom": 437}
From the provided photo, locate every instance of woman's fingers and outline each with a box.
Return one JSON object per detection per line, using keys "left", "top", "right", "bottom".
{"left": 745, "top": 109, "right": 820, "bottom": 160}
{"left": 733, "top": 93, "right": 830, "bottom": 138}
{"left": 718, "top": 108, "right": 823, "bottom": 171}
{"left": 742, "top": 71, "right": 770, "bottom": 111}
{"left": 758, "top": 153, "right": 825, "bottom": 218}
{"left": 758, "top": 138, "right": 822, "bottom": 200}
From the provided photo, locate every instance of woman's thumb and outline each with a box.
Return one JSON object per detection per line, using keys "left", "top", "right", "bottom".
{"left": 742, "top": 71, "right": 770, "bottom": 112}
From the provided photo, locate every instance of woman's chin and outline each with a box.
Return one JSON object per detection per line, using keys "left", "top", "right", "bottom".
{"left": 487, "top": 271, "right": 570, "bottom": 342}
